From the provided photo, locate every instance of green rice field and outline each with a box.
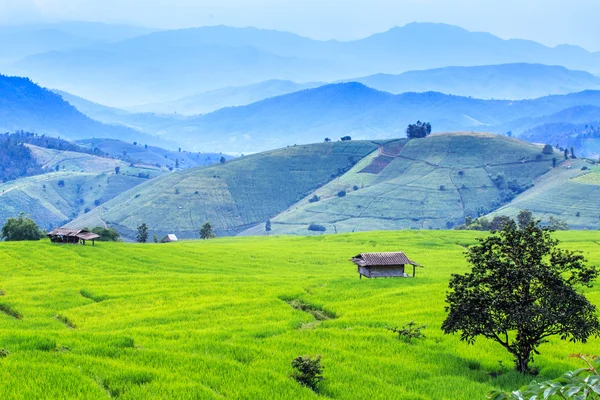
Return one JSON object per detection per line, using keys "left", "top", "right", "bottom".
{"left": 1, "top": 231, "right": 600, "bottom": 399}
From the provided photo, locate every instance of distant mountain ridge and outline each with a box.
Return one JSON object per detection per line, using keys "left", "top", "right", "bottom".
{"left": 9, "top": 23, "right": 600, "bottom": 106}
{"left": 345, "top": 63, "right": 600, "bottom": 100}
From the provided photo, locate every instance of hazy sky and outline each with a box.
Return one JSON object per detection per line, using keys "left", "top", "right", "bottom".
{"left": 1, "top": 0, "right": 598, "bottom": 51}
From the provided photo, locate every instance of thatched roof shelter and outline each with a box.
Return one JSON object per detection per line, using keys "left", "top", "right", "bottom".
{"left": 47, "top": 228, "right": 100, "bottom": 245}
{"left": 350, "top": 252, "right": 422, "bottom": 279}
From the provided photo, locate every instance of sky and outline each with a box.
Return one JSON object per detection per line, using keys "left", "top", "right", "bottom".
{"left": 1, "top": 0, "right": 598, "bottom": 51}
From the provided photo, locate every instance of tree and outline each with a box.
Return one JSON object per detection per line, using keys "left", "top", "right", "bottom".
{"left": 548, "top": 216, "right": 569, "bottom": 231}
{"left": 442, "top": 219, "right": 600, "bottom": 373}
{"left": 553, "top": 157, "right": 557, "bottom": 168}
{"left": 406, "top": 121, "right": 432, "bottom": 139}
{"left": 265, "top": 219, "right": 272, "bottom": 232}
{"left": 571, "top": 146, "right": 576, "bottom": 159}
{"left": 136, "top": 223, "right": 149, "bottom": 243}
{"left": 542, "top": 144, "right": 554, "bottom": 155}
{"left": 324, "top": 138, "right": 331, "bottom": 142}
{"left": 489, "top": 215, "right": 512, "bottom": 231}
{"left": 564, "top": 149, "right": 569, "bottom": 160}
{"left": 516, "top": 209, "right": 533, "bottom": 229}
{"left": 175, "top": 158, "right": 179, "bottom": 169}
{"left": 200, "top": 222, "right": 215, "bottom": 239}
{"left": 153, "top": 234, "right": 158, "bottom": 243}
{"left": 1, "top": 213, "right": 42, "bottom": 241}
{"left": 220, "top": 156, "right": 226, "bottom": 164}
{"left": 115, "top": 166, "right": 120, "bottom": 175}
{"left": 341, "top": 136, "right": 352, "bottom": 141}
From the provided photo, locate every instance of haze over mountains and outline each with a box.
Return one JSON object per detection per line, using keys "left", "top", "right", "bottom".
{"left": 7, "top": 23, "right": 600, "bottom": 106}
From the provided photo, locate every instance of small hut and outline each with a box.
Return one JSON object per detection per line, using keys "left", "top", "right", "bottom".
{"left": 350, "top": 252, "right": 422, "bottom": 279}
{"left": 161, "top": 234, "right": 178, "bottom": 243}
{"left": 47, "top": 228, "right": 100, "bottom": 246}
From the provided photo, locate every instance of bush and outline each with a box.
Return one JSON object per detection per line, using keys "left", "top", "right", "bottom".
{"left": 542, "top": 144, "right": 554, "bottom": 155}
{"left": 337, "top": 190, "right": 346, "bottom": 197}
{"left": 439, "top": 185, "right": 445, "bottom": 191}
{"left": 308, "top": 195, "right": 320, "bottom": 203}
{"left": 386, "top": 321, "right": 426, "bottom": 342}
{"left": 308, "top": 224, "right": 326, "bottom": 232}
{"left": 91, "top": 227, "right": 121, "bottom": 242}
{"left": 340, "top": 136, "right": 352, "bottom": 141}
{"left": 1, "top": 213, "right": 42, "bottom": 241}
{"left": 291, "top": 355, "right": 324, "bottom": 392}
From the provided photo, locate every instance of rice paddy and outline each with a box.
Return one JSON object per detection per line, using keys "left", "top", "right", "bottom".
{"left": 1, "top": 231, "right": 600, "bottom": 399}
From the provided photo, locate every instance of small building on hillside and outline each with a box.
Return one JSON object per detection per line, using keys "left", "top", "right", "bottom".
{"left": 161, "top": 234, "right": 178, "bottom": 243}
{"left": 47, "top": 228, "right": 100, "bottom": 245}
{"left": 350, "top": 252, "right": 422, "bottom": 279}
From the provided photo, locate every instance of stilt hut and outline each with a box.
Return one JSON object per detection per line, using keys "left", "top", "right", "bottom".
{"left": 350, "top": 252, "right": 422, "bottom": 279}
{"left": 47, "top": 228, "right": 100, "bottom": 246}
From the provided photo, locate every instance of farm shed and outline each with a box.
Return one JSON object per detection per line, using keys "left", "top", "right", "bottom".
{"left": 161, "top": 234, "right": 178, "bottom": 243}
{"left": 47, "top": 228, "right": 100, "bottom": 245}
{"left": 350, "top": 252, "right": 422, "bottom": 279}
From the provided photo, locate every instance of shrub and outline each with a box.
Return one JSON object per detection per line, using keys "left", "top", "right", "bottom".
{"left": 57, "top": 180, "right": 65, "bottom": 187}
{"left": 0, "top": 349, "right": 10, "bottom": 358}
{"left": 291, "top": 355, "right": 324, "bottom": 392}
{"left": 308, "top": 224, "right": 326, "bottom": 232}
{"left": 337, "top": 190, "right": 346, "bottom": 197}
{"left": 353, "top": 185, "right": 359, "bottom": 191}
{"left": 386, "top": 321, "right": 426, "bottom": 342}
{"left": 340, "top": 136, "right": 352, "bottom": 141}
{"left": 439, "top": 185, "right": 445, "bottom": 191}
{"left": 308, "top": 195, "right": 320, "bottom": 203}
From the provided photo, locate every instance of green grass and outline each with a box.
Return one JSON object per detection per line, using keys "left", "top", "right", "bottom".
{"left": 1, "top": 231, "right": 600, "bottom": 399}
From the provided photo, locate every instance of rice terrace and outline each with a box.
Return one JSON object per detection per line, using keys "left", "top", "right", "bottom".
{"left": 0, "top": 231, "right": 599, "bottom": 399}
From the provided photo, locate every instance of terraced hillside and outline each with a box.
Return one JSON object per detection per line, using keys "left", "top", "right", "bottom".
{"left": 0, "top": 145, "right": 162, "bottom": 230}
{"left": 489, "top": 160, "right": 600, "bottom": 229}
{"left": 242, "top": 133, "right": 556, "bottom": 235}
{"left": 68, "top": 141, "right": 379, "bottom": 239}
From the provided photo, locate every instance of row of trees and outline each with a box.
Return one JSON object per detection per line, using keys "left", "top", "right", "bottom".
{"left": 135, "top": 221, "right": 216, "bottom": 243}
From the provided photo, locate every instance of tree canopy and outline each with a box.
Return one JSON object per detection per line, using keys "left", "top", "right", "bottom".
{"left": 442, "top": 219, "right": 600, "bottom": 373}
{"left": 136, "top": 223, "right": 149, "bottom": 243}
{"left": 1, "top": 213, "right": 42, "bottom": 241}
{"left": 406, "top": 121, "right": 432, "bottom": 139}
{"left": 200, "top": 222, "right": 216, "bottom": 239}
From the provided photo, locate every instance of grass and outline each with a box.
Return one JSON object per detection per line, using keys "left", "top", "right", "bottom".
{"left": 1, "top": 231, "right": 600, "bottom": 399}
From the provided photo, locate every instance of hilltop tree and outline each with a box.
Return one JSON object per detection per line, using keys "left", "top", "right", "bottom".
{"left": 136, "top": 223, "right": 149, "bottom": 243}
{"left": 1, "top": 213, "right": 42, "bottom": 241}
{"left": 442, "top": 219, "right": 600, "bottom": 373}
{"left": 341, "top": 136, "right": 352, "bottom": 141}
{"left": 542, "top": 144, "right": 554, "bottom": 155}
{"left": 200, "top": 222, "right": 216, "bottom": 239}
{"left": 406, "top": 121, "right": 432, "bottom": 139}
{"left": 324, "top": 138, "right": 331, "bottom": 142}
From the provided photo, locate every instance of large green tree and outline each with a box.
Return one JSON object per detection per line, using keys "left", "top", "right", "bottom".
{"left": 442, "top": 219, "right": 600, "bottom": 373}
{"left": 1, "top": 213, "right": 42, "bottom": 241}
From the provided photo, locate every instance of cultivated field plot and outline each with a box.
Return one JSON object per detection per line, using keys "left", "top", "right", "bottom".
{"left": 1, "top": 231, "right": 600, "bottom": 399}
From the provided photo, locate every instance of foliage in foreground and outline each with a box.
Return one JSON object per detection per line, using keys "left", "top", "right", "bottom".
{"left": 443, "top": 219, "right": 600, "bottom": 373}
{"left": 291, "top": 355, "right": 324, "bottom": 392}
{"left": 1, "top": 213, "right": 42, "bottom": 241}
{"left": 489, "top": 354, "right": 600, "bottom": 399}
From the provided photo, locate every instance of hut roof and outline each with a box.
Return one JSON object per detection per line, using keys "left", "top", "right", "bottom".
{"left": 162, "top": 234, "right": 178, "bottom": 242}
{"left": 350, "top": 252, "right": 421, "bottom": 267}
{"left": 47, "top": 228, "right": 100, "bottom": 240}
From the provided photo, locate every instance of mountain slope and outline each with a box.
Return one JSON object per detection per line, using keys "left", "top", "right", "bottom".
{"left": 0, "top": 75, "right": 173, "bottom": 147}
{"left": 0, "top": 145, "right": 161, "bottom": 230}
{"left": 241, "top": 133, "right": 556, "bottom": 235}
{"left": 10, "top": 23, "right": 600, "bottom": 106}
{"left": 66, "top": 140, "right": 380, "bottom": 239}
{"left": 347, "top": 63, "right": 600, "bottom": 100}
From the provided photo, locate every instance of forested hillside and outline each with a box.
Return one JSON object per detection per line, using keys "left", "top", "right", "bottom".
{"left": 0, "top": 134, "right": 42, "bottom": 182}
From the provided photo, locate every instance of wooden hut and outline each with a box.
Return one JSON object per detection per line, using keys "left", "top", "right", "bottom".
{"left": 47, "top": 228, "right": 100, "bottom": 246}
{"left": 350, "top": 252, "right": 422, "bottom": 279}
{"left": 161, "top": 234, "right": 178, "bottom": 243}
